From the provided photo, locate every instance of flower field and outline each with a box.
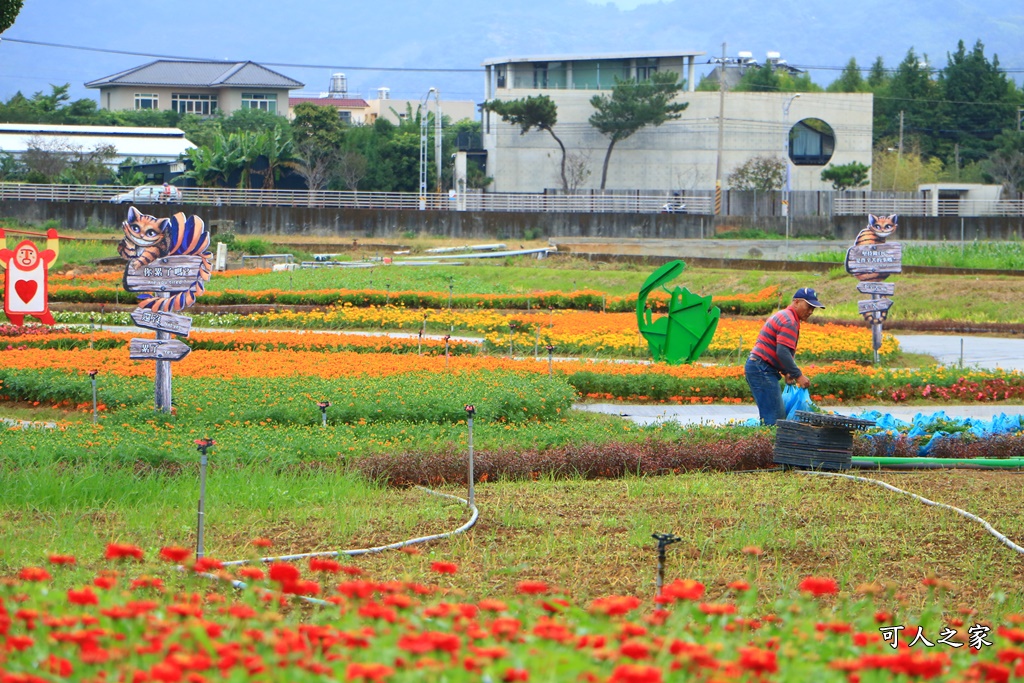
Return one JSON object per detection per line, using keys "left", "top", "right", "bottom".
{"left": 47, "top": 307, "right": 899, "bottom": 363}
{"left": 2, "top": 548, "right": 1022, "bottom": 683}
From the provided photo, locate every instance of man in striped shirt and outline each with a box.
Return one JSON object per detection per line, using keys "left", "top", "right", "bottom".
{"left": 744, "top": 288, "right": 825, "bottom": 425}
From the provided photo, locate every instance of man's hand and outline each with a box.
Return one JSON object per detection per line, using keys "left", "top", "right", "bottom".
{"left": 785, "top": 375, "right": 796, "bottom": 385}
{"left": 796, "top": 374, "right": 811, "bottom": 389}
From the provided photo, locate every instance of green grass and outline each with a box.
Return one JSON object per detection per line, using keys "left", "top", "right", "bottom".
{"left": 2, "top": 464, "right": 1022, "bottom": 614}
{"left": 798, "top": 241, "right": 1024, "bottom": 270}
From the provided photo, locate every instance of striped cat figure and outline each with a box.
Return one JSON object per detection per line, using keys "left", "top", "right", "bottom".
{"left": 118, "top": 206, "right": 212, "bottom": 312}
{"left": 845, "top": 214, "right": 898, "bottom": 282}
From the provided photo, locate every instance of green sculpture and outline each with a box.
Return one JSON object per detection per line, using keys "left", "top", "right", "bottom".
{"left": 636, "top": 260, "right": 720, "bottom": 365}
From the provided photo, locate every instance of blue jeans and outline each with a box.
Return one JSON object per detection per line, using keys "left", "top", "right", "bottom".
{"left": 745, "top": 356, "right": 785, "bottom": 426}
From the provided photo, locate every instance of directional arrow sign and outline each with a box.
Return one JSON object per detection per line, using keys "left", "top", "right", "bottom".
{"left": 123, "top": 255, "right": 206, "bottom": 293}
{"left": 129, "top": 338, "right": 191, "bottom": 361}
{"left": 856, "top": 282, "right": 896, "bottom": 296}
{"left": 845, "top": 243, "right": 903, "bottom": 276}
{"left": 857, "top": 298, "right": 895, "bottom": 315}
{"left": 130, "top": 308, "right": 193, "bottom": 337}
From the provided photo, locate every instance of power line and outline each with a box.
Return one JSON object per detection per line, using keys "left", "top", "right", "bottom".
{"left": 0, "top": 37, "right": 484, "bottom": 73}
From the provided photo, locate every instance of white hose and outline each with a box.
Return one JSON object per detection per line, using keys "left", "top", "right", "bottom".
{"left": 799, "top": 471, "right": 1024, "bottom": 556}
{"left": 193, "top": 486, "right": 479, "bottom": 607}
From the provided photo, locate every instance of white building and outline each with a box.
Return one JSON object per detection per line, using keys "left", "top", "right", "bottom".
{"left": 481, "top": 51, "right": 873, "bottom": 193}
{"left": 0, "top": 123, "right": 195, "bottom": 169}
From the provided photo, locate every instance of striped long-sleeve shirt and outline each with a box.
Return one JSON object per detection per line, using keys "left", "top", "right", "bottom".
{"left": 750, "top": 305, "right": 802, "bottom": 377}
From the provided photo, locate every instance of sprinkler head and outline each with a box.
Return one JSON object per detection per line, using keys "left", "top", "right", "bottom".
{"left": 464, "top": 404, "right": 476, "bottom": 416}
{"left": 88, "top": 369, "right": 98, "bottom": 379}
{"left": 317, "top": 400, "right": 331, "bottom": 410}
{"left": 546, "top": 345, "right": 555, "bottom": 353}
{"left": 652, "top": 532, "right": 682, "bottom": 550}
{"left": 194, "top": 438, "right": 216, "bottom": 455}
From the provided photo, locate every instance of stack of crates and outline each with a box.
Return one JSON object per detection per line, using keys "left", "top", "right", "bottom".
{"left": 773, "top": 411, "right": 876, "bottom": 471}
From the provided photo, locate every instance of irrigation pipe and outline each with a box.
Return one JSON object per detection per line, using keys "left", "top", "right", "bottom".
{"left": 799, "top": 471, "right": 1024, "bottom": 557}
{"left": 854, "top": 456, "right": 1024, "bottom": 470}
{"left": 188, "top": 486, "right": 479, "bottom": 608}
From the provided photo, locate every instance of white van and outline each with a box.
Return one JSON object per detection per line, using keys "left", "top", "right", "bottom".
{"left": 108, "top": 185, "right": 182, "bottom": 204}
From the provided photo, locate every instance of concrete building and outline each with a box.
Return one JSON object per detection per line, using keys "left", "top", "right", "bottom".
{"left": 86, "top": 60, "right": 304, "bottom": 116}
{"left": 481, "top": 51, "right": 873, "bottom": 193}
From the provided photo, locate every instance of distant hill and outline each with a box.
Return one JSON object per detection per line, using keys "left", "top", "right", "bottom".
{"left": 1, "top": 0, "right": 1020, "bottom": 106}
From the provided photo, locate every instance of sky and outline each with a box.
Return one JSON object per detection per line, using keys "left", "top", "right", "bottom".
{"left": 1, "top": 0, "right": 1021, "bottom": 108}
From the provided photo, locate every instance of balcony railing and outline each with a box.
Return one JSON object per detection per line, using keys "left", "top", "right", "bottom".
{"left": 833, "top": 196, "right": 1024, "bottom": 217}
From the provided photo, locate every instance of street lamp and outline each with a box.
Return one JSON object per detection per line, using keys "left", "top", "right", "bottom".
{"left": 782, "top": 94, "right": 801, "bottom": 253}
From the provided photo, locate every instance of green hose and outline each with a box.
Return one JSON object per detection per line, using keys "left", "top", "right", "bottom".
{"left": 855, "top": 456, "right": 1024, "bottom": 469}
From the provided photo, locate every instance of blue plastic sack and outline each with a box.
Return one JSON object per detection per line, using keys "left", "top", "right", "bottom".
{"left": 782, "top": 385, "right": 814, "bottom": 420}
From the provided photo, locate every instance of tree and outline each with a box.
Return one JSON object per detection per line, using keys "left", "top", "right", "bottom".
{"left": 1, "top": 0, "right": 23, "bottom": 33}
{"left": 21, "top": 136, "right": 73, "bottom": 183}
{"left": 249, "top": 128, "right": 297, "bottom": 190}
{"left": 336, "top": 151, "right": 368, "bottom": 191}
{"left": 728, "top": 156, "right": 786, "bottom": 191}
{"left": 820, "top": 161, "right": 871, "bottom": 190}
{"left": 871, "top": 143, "right": 944, "bottom": 191}
{"left": 827, "top": 58, "right": 867, "bottom": 93}
{"left": 483, "top": 95, "right": 570, "bottom": 193}
{"left": 588, "top": 71, "right": 688, "bottom": 190}
{"left": 563, "top": 151, "right": 592, "bottom": 193}
{"left": 876, "top": 48, "right": 939, "bottom": 156}
{"left": 984, "top": 129, "right": 1024, "bottom": 193}
{"left": 937, "top": 39, "right": 1021, "bottom": 166}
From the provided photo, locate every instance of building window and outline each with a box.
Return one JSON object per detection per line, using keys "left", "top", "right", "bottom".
{"left": 134, "top": 93, "right": 159, "bottom": 110}
{"left": 172, "top": 93, "right": 218, "bottom": 115}
{"left": 242, "top": 92, "right": 277, "bottom": 113}
{"left": 496, "top": 66, "right": 507, "bottom": 89}
{"left": 636, "top": 58, "right": 659, "bottom": 80}
{"left": 338, "top": 110, "right": 351, "bottom": 124}
{"left": 790, "top": 118, "right": 836, "bottom": 166}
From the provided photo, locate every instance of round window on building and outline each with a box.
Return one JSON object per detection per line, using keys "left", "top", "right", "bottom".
{"left": 789, "top": 118, "right": 835, "bottom": 166}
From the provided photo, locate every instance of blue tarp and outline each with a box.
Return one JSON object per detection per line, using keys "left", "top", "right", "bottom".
{"left": 844, "top": 410, "right": 1024, "bottom": 456}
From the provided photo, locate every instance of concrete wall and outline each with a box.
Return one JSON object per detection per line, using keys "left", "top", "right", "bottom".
{"left": 5, "top": 200, "right": 1024, "bottom": 242}
{"left": 482, "top": 91, "right": 873, "bottom": 193}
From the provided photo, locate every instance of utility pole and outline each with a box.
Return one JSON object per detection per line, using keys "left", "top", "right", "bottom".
{"left": 714, "top": 43, "right": 726, "bottom": 219}
{"left": 892, "top": 110, "right": 904, "bottom": 192}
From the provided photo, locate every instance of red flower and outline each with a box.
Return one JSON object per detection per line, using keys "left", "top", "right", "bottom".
{"left": 67, "top": 587, "right": 99, "bottom": 605}
{"left": 590, "top": 595, "right": 641, "bottom": 616}
{"left": 656, "top": 579, "right": 704, "bottom": 604}
{"left": 620, "top": 639, "right": 652, "bottom": 660}
{"left": 798, "top": 576, "right": 839, "bottom": 597}
{"left": 159, "top": 546, "right": 192, "bottom": 563}
{"left": 728, "top": 580, "right": 750, "bottom": 591}
{"left": 346, "top": 662, "right": 394, "bottom": 681}
{"left": 608, "top": 663, "right": 663, "bottom": 683}
{"left": 739, "top": 647, "right": 779, "bottom": 674}
{"left": 192, "top": 557, "right": 224, "bottom": 572}
{"left": 250, "top": 537, "right": 273, "bottom": 548}
{"left": 698, "top": 602, "right": 737, "bottom": 615}
{"left": 239, "top": 567, "right": 265, "bottom": 581}
{"left": 45, "top": 654, "right": 73, "bottom": 677}
{"left": 268, "top": 563, "right": 301, "bottom": 583}
{"left": 502, "top": 669, "right": 529, "bottom": 682}
{"left": 516, "top": 580, "right": 550, "bottom": 595}
{"left": 47, "top": 554, "right": 76, "bottom": 566}
{"left": 430, "top": 561, "right": 458, "bottom": 575}
{"left": 105, "top": 543, "right": 144, "bottom": 561}
{"left": 310, "top": 558, "right": 343, "bottom": 573}
{"left": 18, "top": 566, "right": 52, "bottom": 582}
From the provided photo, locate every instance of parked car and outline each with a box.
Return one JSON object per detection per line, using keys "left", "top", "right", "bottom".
{"left": 108, "top": 185, "right": 182, "bottom": 204}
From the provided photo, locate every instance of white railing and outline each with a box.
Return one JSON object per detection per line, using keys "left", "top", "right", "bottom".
{"left": 0, "top": 183, "right": 714, "bottom": 215}
{"left": 834, "top": 197, "right": 1024, "bottom": 217}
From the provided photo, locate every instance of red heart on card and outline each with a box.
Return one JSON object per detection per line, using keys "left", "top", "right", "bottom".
{"left": 14, "top": 280, "right": 37, "bottom": 304}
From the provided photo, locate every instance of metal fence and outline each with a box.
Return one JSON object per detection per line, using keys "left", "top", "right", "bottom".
{"left": 833, "top": 196, "right": 1024, "bottom": 217}
{"left": 0, "top": 183, "right": 714, "bottom": 215}
{"left": 3, "top": 183, "right": 1021, "bottom": 217}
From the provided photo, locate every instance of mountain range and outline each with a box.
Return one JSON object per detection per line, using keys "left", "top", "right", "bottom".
{"left": 1, "top": 0, "right": 1021, "bottom": 107}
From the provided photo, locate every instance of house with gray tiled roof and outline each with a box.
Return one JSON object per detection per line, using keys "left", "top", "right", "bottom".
{"left": 86, "top": 60, "right": 304, "bottom": 117}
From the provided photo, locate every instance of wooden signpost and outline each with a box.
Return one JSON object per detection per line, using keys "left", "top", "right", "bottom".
{"left": 129, "top": 338, "right": 192, "bottom": 361}
{"left": 845, "top": 223, "right": 902, "bottom": 363}
{"left": 117, "top": 211, "right": 211, "bottom": 412}
{"left": 130, "top": 308, "right": 193, "bottom": 337}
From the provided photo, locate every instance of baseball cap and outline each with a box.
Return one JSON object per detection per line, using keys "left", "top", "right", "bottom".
{"left": 793, "top": 287, "right": 825, "bottom": 309}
